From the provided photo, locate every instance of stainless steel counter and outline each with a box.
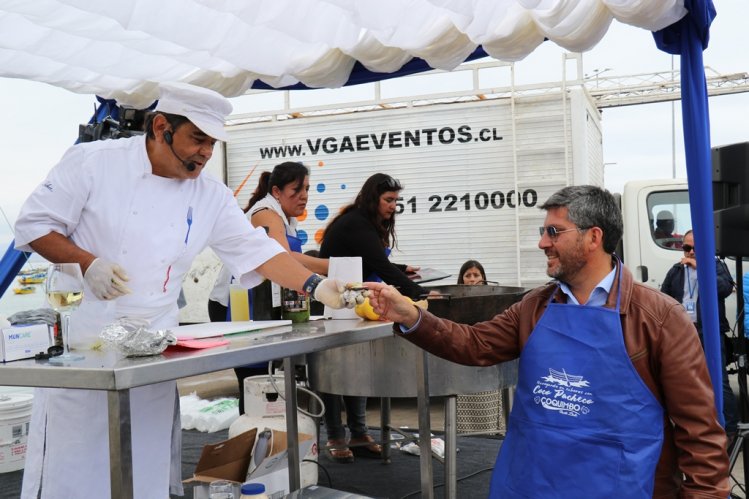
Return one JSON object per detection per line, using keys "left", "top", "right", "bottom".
{"left": 0, "top": 319, "right": 394, "bottom": 498}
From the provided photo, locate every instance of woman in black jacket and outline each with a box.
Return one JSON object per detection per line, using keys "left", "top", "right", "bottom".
{"left": 319, "top": 173, "right": 426, "bottom": 463}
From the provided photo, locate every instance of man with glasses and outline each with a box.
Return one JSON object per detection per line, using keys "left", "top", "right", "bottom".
{"left": 661, "top": 229, "right": 738, "bottom": 441}
{"left": 364, "top": 185, "right": 728, "bottom": 497}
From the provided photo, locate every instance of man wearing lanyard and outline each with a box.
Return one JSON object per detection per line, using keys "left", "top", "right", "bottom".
{"left": 365, "top": 186, "right": 729, "bottom": 498}
{"left": 14, "top": 82, "right": 356, "bottom": 499}
{"left": 661, "top": 229, "right": 738, "bottom": 440}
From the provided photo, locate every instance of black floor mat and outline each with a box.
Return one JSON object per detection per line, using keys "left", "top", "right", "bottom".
{"left": 0, "top": 426, "right": 502, "bottom": 499}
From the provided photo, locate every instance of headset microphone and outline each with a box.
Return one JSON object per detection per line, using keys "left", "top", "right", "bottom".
{"left": 163, "top": 130, "right": 197, "bottom": 172}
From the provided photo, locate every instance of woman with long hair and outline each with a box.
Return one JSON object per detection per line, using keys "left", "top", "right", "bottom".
{"left": 457, "top": 259, "right": 487, "bottom": 285}
{"left": 318, "top": 173, "right": 426, "bottom": 463}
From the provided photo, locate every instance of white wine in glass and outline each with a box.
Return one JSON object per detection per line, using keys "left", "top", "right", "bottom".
{"left": 45, "top": 263, "right": 85, "bottom": 361}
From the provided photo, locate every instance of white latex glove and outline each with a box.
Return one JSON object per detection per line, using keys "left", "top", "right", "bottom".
{"left": 313, "top": 278, "right": 367, "bottom": 309}
{"left": 313, "top": 278, "right": 346, "bottom": 309}
{"left": 84, "top": 258, "right": 132, "bottom": 300}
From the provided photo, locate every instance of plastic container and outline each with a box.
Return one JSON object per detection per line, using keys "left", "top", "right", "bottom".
{"left": 280, "top": 288, "right": 310, "bottom": 323}
{"left": 208, "top": 479, "right": 236, "bottom": 498}
{"left": 228, "top": 375, "right": 318, "bottom": 488}
{"left": 240, "top": 482, "right": 269, "bottom": 499}
{"left": 0, "top": 392, "right": 33, "bottom": 473}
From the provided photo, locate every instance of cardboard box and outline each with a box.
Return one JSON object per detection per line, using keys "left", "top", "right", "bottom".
{"left": 187, "top": 427, "right": 315, "bottom": 499}
{"left": 0, "top": 324, "right": 51, "bottom": 362}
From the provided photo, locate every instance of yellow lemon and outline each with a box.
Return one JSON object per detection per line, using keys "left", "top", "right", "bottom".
{"left": 355, "top": 297, "right": 380, "bottom": 321}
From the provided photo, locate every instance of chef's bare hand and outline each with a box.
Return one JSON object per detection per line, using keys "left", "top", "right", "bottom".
{"left": 84, "top": 258, "right": 132, "bottom": 300}
{"left": 364, "top": 281, "right": 421, "bottom": 328}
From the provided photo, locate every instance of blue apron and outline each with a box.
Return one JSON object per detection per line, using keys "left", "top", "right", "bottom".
{"left": 489, "top": 264, "right": 664, "bottom": 498}
{"left": 365, "top": 247, "right": 391, "bottom": 282}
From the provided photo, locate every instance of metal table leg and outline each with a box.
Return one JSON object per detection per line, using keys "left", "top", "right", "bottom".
{"left": 381, "top": 397, "right": 392, "bottom": 463}
{"left": 445, "top": 395, "right": 457, "bottom": 499}
{"left": 416, "top": 350, "right": 434, "bottom": 499}
{"left": 108, "top": 389, "right": 133, "bottom": 499}
{"left": 284, "top": 356, "right": 301, "bottom": 492}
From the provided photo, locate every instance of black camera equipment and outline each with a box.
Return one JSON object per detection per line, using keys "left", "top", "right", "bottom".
{"left": 77, "top": 106, "right": 148, "bottom": 143}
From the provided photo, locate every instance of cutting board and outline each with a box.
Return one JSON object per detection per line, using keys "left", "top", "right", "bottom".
{"left": 171, "top": 320, "right": 291, "bottom": 340}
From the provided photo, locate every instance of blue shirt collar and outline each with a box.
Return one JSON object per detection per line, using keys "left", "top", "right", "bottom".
{"left": 558, "top": 266, "right": 616, "bottom": 306}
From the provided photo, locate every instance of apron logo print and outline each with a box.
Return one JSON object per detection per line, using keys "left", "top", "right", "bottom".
{"left": 532, "top": 368, "right": 594, "bottom": 417}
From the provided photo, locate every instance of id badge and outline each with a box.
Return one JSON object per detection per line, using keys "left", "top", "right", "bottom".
{"left": 683, "top": 299, "right": 697, "bottom": 322}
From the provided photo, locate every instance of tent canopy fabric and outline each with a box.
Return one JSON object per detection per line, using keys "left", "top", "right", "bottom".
{"left": 0, "top": 1, "right": 685, "bottom": 107}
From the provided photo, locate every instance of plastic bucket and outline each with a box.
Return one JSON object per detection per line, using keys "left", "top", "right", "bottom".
{"left": 0, "top": 392, "right": 33, "bottom": 473}
{"left": 229, "top": 375, "right": 318, "bottom": 488}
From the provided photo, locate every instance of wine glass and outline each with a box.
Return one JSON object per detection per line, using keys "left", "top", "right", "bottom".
{"left": 45, "top": 263, "right": 85, "bottom": 361}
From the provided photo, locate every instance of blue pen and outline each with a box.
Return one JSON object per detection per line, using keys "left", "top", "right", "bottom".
{"left": 163, "top": 206, "right": 193, "bottom": 293}
{"left": 185, "top": 206, "right": 193, "bottom": 244}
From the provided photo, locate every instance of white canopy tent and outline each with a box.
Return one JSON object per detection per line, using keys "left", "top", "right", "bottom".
{"left": 0, "top": 1, "right": 685, "bottom": 106}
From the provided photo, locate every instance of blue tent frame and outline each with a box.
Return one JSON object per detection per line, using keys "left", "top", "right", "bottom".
{"left": 0, "top": 0, "right": 723, "bottom": 419}
{"left": 654, "top": 0, "right": 722, "bottom": 422}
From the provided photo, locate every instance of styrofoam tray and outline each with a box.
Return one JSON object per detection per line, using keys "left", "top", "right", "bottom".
{"left": 171, "top": 320, "right": 291, "bottom": 340}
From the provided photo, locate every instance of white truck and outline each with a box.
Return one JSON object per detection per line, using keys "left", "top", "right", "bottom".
{"left": 180, "top": 88, "right": 736, "bottom": 326}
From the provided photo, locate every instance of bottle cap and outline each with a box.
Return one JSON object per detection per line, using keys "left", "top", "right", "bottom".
{"left": 241, "top": 482, "right": 266, "bottom": 494}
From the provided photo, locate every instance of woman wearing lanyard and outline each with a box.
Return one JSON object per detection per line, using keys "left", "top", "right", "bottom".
{"left": 319, "top": 173, "right": 426, "bottom": 463}
{"left": 208, "top": 161, "right": 328, "bottom": 412}
{"left": 660, "top": 229, "right": 737, "bottom": 437}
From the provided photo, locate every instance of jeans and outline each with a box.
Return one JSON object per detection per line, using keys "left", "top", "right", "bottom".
{"left": 320, "top": 393, "right": 368, "bottom": 440}
{"left": 697, "top": 328, "right": 738, "bottom": 433}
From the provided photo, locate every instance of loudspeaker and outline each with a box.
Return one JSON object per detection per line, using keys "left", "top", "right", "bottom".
{"left": 712, "top": 142, "right": 749, "bottom": 257}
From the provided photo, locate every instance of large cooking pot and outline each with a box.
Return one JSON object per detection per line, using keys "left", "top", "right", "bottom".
{"left": 308, "top": 284, "right": 527, "bottom": 397}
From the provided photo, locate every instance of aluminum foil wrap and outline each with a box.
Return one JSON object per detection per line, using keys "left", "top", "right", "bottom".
{"left": 99, "top": 318, "right": 176, "bottom": 357}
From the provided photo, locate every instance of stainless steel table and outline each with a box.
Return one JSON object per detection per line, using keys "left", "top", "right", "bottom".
{"left": 0, "top": 319, "right": 393, "bottom": 499}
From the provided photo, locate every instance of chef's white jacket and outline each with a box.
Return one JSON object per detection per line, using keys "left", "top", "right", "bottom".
{"left": 14, "top": 134, "right": 285, "bottom": 498}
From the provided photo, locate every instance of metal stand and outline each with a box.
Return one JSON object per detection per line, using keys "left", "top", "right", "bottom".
{"left": 729, "top": 258, "right": 748, "bottom": 486}
{"left": 416, "top": 350, "right": 435, "bottom": 499}
{"left": 381, "top": 397, "right": 392, "bottom": 464}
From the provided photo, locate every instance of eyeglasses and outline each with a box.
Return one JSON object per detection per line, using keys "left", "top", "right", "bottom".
{"left": 682, "top": 244, "right": 695, "bottom": 253}
{"left": 538, "top": 226, "right": 588, "bottom": 240}
{"left": 378, "top": 176, "right": 402, "bottom": 191}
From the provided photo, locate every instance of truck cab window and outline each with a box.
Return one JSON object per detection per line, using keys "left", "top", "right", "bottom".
{"left": 648, "top": 191, "right": 691, "bottom": 250}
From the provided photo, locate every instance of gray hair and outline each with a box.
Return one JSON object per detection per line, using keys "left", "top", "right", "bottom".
{"left": 539, "top": 185, "right": 623, "bottom": 254}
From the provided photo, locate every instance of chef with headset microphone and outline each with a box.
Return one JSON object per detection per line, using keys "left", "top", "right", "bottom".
{"left": 14, "top": 81, "right": 361, "bottom": 499}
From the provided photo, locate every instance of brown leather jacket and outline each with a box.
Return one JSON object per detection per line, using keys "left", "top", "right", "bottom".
{"left": 397, "top": 265, "right": 729, "bottom": 498}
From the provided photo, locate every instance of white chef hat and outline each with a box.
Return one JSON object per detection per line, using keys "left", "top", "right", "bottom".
{"left": 154, "top": 82, "right": 232, "bottom": 141}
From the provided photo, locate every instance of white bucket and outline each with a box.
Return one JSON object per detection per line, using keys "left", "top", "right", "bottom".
{"left": 229, "top": 375, "right": 318, "bottom": 488}
{"left": 0, "top": 392, "right": 33, "bottom": 473}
